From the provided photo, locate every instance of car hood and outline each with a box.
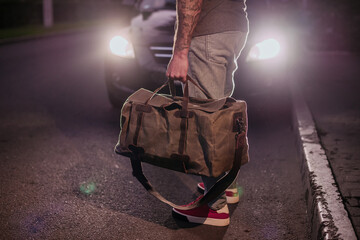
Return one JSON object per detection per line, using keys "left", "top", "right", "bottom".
{"left": 130, "top": 10, "right": 176, "bottom": 46}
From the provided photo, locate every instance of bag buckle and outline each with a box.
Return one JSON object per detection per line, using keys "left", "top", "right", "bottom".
{"left": 233, "top": 112, "right": 245, "bottom": 133}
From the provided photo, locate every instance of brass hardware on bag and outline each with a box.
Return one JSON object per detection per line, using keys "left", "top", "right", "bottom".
{"left": 234, "top": 112, "right": 246, "bottom": 149}
{"left": 233, "top": 112, "right": 245, "bottom": 132}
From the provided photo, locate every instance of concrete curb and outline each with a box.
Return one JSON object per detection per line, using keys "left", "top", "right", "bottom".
{"left": 291, "top": 80, "right": 357, "bottom": 240}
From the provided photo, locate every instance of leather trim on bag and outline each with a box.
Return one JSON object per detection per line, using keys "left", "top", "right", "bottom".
{"left": 133, "top": 112, "right": 144, "bottom": 145}
{"left": 171, "top": 153, "right": 190, "bottom": 173}
{"left": 174, "top": 110, "right": 194, "bottom": 118}
{"left": 135, "top": 104, "right": 152, "bottom": 113}
{"left": 178, "top": 118, "right": 187, "bottom": 154}
{"left": 128, "top": 144, "right": 145, "bottom": 154}
{"left": 121, "top": 116, "right": 126, "bottom": 128}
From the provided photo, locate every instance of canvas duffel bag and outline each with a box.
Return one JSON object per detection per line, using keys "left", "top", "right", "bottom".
{"left": 115, "top": 76, "right": 249, "bottom": 210}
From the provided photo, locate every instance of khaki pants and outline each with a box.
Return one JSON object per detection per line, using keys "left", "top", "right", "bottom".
{"left": 188, "top": 30, "right": 248, "bottom": 210}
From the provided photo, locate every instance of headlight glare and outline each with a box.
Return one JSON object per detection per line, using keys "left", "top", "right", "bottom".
{"left": 109, "top": 36, "right": 135, "bottom": 58}
{"left": 246, "top": 38, "right": 281, "bottom": 62}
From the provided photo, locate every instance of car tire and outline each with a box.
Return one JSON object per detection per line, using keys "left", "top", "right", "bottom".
{"left": 104, "top": 71, "right": 129, "bottom": 108}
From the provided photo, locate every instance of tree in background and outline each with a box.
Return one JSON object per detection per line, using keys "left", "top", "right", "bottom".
{"left": 0, "top": 0, "right": 126, "bottom": 29}
{"left": 43, "top": 0, "right": 53, "bottom": 27}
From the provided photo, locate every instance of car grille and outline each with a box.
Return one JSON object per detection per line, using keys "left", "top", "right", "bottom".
{"left": 149, "top": 45, "right": 173, "bottom": 65}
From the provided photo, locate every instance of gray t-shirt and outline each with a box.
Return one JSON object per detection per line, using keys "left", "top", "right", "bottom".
{"left": 193, "top": 0, "right": 248, "bottom": 37}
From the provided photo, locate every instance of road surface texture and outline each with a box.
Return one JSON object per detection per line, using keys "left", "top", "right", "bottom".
{"left": 0, "top": 31, "right": 310, "bottom": 239}
{"left": 298, "top": 51, "right": 360, "bottom": 237}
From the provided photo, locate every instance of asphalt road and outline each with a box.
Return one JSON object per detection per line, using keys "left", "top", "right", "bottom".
{"left": 0, "top": 31, "right": 310, "bottom": 239}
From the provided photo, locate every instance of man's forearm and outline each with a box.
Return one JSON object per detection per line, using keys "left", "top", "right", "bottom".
{"left": 174, "top": 0, "right": 203, "bottom": 55}
{"left": 166, "top": 0, "right": 203, "bottom": 81}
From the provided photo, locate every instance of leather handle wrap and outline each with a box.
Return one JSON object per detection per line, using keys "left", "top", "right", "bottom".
{"left": 145, "top": 75, "right": 211, "bottom": 106}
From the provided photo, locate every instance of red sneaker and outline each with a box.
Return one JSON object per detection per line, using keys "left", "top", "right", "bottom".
{"left": 197, "top": 182, "right": 240, "bottom": 204}
{"left": 172, "top": 197, "right": 230, "bottom": 227}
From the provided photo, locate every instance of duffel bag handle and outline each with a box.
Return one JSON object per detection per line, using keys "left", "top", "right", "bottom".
{"left": 145, "top": 75, "right": 211, "bottom": 105}
{"left": 185, "top": 75, "right": 212, "bottom": 99}
{"left": 168, "top": 76, "right": 212, "bottom": 99}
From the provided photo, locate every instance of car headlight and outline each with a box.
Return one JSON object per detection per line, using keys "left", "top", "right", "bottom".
{"left": 246, "top": 38, "right": 281, "bottom": 62}
{"left": 109, "top": 36, "right": 135, "bottom": 58}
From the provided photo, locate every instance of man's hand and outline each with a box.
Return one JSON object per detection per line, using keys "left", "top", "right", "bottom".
{"left": 166, "top": 51, "right": 188, "bottom": 83}
{"left": 166, "top": 0, "right": 203, "bottom": 83}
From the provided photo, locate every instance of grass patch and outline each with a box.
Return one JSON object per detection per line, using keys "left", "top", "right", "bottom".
{"left": 0, "top": 21, "right": 103, "bottom": 40}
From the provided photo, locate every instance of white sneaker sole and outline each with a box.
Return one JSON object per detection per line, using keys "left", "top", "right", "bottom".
{"left": 225, "top": 188, "right": 240, "bottom": 204}
{"left": 172, "top": 208, "right": 230, "bottom": 227}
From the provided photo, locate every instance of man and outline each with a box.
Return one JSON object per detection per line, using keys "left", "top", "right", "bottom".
{"left": 166, "top": 0, "right": 249, "bottom": 226}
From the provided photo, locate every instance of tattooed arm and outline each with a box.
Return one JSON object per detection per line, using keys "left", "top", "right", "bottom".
{"left": 166, "top": 0, "right": 203, "bottom": 82}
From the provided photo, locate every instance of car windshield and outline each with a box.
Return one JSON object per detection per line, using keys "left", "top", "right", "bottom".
{"left": 139, "top": 0, "right": 176, "bottom": 12}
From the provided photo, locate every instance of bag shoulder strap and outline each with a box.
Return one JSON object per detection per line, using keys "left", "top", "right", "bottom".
{"left": 130, "top": 133, "right": 245, "bottom": 210}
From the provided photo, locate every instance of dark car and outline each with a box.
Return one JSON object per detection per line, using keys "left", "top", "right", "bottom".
{"left": 104, "top": 0, "right": 294, "bottom": 107}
